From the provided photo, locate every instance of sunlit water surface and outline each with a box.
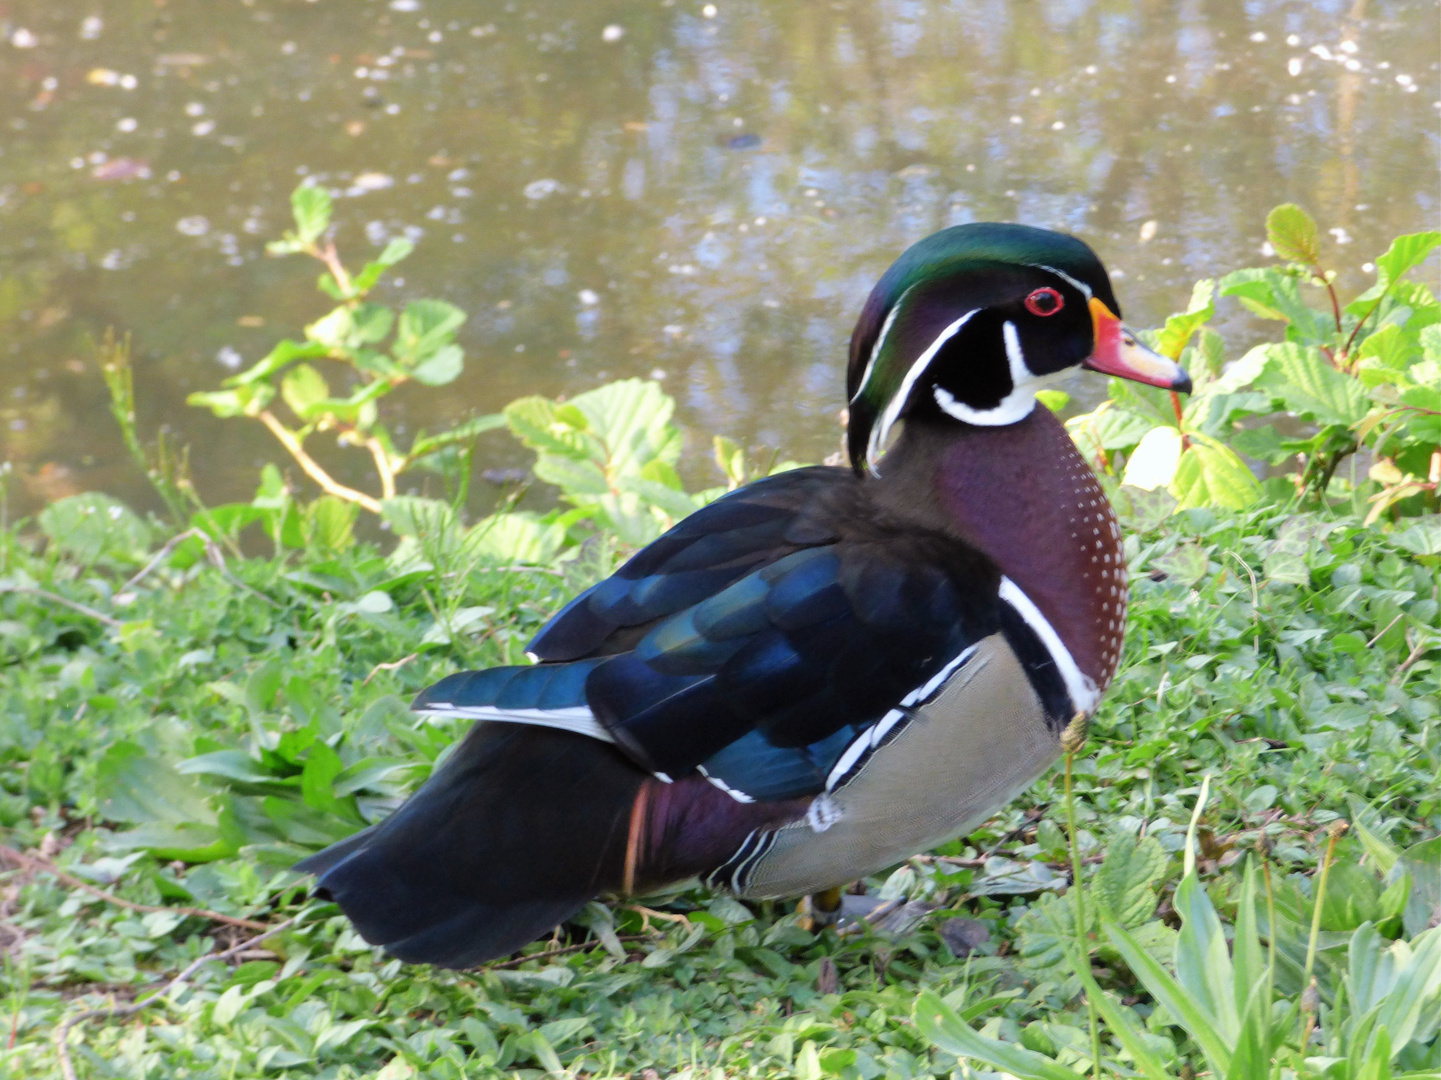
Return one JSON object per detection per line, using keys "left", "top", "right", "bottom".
{"left": 1, "top": 0, "right": 1437, "bottom": 516}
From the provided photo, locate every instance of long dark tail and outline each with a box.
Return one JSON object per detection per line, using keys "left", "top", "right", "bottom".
{"left": 296, "top": 723, "right": 645, "bottom": 968}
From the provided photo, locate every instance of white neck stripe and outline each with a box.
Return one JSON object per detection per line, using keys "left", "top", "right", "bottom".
{"left": 851, "top": 284, "right": 913, "bottom": 405}
{"left": 1002, "top": 320, "right": 1030, "bottom": 385}
{"left": 998, "top": 577, "right": 1100, "bottom": 714}
{"left": 1030, "top": 264, "right": 1093, "bottom": 299}
{"left": 866, "top": 308, "right": 978, "bottom": 473}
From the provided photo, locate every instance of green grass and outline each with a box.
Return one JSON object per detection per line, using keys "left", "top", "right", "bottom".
{"left": 1, "top": 494, "right": 1438, "bottom": 1079}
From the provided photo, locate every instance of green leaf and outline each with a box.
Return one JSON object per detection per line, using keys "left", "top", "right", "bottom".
{"left": 1256, "top": 343, "right": 1370, "bottom": 426}
{"left": 1170, "top": 434, "right": 1263, "bottom": 511}
{"left": 1069, "top": 964, "right": 1174, "bottom": 1080}
{"left": 1035, "top": 389, "right": 1071, "bottom": 413}
{"left": 408, "top": 343, "right": 464, "bottom": 386}
{"left": 351, "top": 237, "right": 415, "bottom": 295}
{"left": 912, "top": 990, "right": 1083, "bottom": 1080}
{"left": 381, "top": 496, "right": 458, "bottom": 539}
{"left": 300, "top": 740, "right": 349, "bottom": 818}
{"left": 1172, "top": 871, "right": 1240, "bottom": 1039}
{"left": 407, "top": 413, "right": 506, "bottom": 460}
{"left": 396, "top": 299, "right": 466, "bottom": 362}
{"left": 179, "top": 750, "right": 282, "bottom": 785}
{"left": 1093, "top": 833, "right": 1167, "bottom": 928}
{"left": 289, "top": 184, "right": 332, "bottom": 245}
{"left": 302, "top": 496, "right": 357, "bottom": 557}
{"left": 97, "top": 742, "right": 216, "bottom": 826}
{"left": 225, "top": 338, "right": 330, "bottom": 387}
{"left": 1400, "top": 837, "right": 1441, "bottom": 938}
{"left": 1266, "top": 204, "right": 1322, "bottom": 265}
{"left": 350, "top": 302, "right": 395, "bottom": 345}
{"left": 1232, "top": 862, "right": 1268, "bottom": 1015}
{"left": 305, "top": 306, "right": 354, "bottom": 351}
{"left": 466, "top": 512, "right": 565, "bottom": 566}
{"left": 1104, "top": 915, "right": 1233, "bottom": 1077}
{"left": 1066, "top": 403, "right": 1156, "bottom": 452}
{"left": 1375, "top": 231, "right": 1441, "bottom": 290}
{"left": 1373, "top": 924, "right": 1441, "bottom": 1053}
{"left": 1155, "top": 278, "right": 1216, "bottom": 359}
{"left": 1219, "top": 269, "right": 1333, "bottom": 343}
{"left": 1393, "top": 518, "right": 1441, "bottom": 558}
{"left": 38, "top": 492, "right": 151, "bottom": 565}
{"left": 1356, "top": 324, "right": 1416, "bottom": 373}
{"left": 281, "top": 363, "right": 330, "bottom": 420}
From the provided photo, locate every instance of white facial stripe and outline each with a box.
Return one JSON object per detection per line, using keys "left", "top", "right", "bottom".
{"left": 851, "top": 285, "right": 913, "bottom": 405}
{"left": 866, "top": 308, "right": 978, "bottom": 471}
{"left": 1030, "top": 264, "right": 1093, "bottom": 299}
{"left": 997, "top": 577, "right": 1100, "bottom": 714}
{"left": 1002, "top": 320, "right": 1030, "bottom": 382}
{"left": 414, "top": 703, "right": 615, "bottom": 742}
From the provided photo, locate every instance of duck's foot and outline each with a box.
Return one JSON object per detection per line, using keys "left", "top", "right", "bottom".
{"left": 796, "top": 886, "right": 846, "bottom": 931}
{"left": 624, "top": 904, "right": 691, "bottom": 932}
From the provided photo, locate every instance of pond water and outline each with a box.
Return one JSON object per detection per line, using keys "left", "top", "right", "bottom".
{"left": 1, "top": 0, "right": 1437, "bottom": 518}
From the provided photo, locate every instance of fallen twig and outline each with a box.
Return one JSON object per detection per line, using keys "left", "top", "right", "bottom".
{"left": 0, "top": 586, "right": 120, "bottom": 628}
{"left": 362, "top": 652, "right": 419, "bottom": 686}
{"left": 120, "top": 528, "right": 203, "bottom": 594}
{"left": 1392, "top": 629, "right": 1435, "bottom": 683}
{"left": 54, "top": 918, "right": 295, "bottom": 1080}
{"left": 0, "top": 845, "right": 269, "bottom": 931}
{"left": 478, "top": 933, "right": 655, "bottom": 972}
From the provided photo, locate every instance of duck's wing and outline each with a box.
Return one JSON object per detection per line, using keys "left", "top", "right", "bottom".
{"left": 414, "top": 467, "right": 1075, "bottom": 800}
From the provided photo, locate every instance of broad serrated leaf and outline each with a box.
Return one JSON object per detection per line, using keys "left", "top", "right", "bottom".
{"left": 535, "top": 453, "right": 610, "bottom": 497}
{"left": 408, "top": 343, "right": 464, "bottom": 386}
{"left": 467, "top": 511, "right": 566, "bottom": 565}
{"left": 1093, "top": 833, "right": 1167, "bottom": 928}
{"left": 1171, "top": 434, "right": 1262, "bottom": 511}
{"left": 396, "top": 298, "right": 466, "bottom": 361}
{"left": 568, "top": 378, "right": 683, "bottom": 476}
{"left": 290, "top": 184, "right": 332, "bottom": 244}
{"left": 1375, "top": 231, "right": 1441, "bottom": 289}
{"left": 1266, "top": 204, "right": 1322, "bottom": 265}
{"left": 281, "top": 363, "right": 330, "bottom": 420}
{"left": 39, "top": 492, "right": 151, "bottom": 564}
{"left": 1256, "top": 343, "right": 1370, "bottom": 426}
{"left": 302, "top": 496, "right": 357, "bottom": 557}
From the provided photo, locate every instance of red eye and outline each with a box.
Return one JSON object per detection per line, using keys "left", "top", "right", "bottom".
{"left": 1025, "top": 287, "right": 1064, "bottom": 316}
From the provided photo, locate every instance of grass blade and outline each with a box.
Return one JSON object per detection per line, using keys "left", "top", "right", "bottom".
{"left": 913, "top": 990, "right": 1085, "bottom": 1080}
{"left": 1103, "top": 914, "right": 1233, "bottom": 1078}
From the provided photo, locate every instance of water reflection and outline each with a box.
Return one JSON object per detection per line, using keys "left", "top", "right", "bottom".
{"left": 0, "top": 0, "right": 1435, "bottom": 515}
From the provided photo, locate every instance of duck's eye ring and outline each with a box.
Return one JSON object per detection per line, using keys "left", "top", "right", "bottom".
{"left": 1025, "top": 287, "right": 1064, "bottom": 316}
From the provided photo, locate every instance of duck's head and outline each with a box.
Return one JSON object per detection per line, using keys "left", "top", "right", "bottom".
{"left": 846, "top": 222, "right": 1191, "bottom": 474}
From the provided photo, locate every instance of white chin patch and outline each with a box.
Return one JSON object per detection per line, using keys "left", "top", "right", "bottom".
{"left": 932, "top": 319, "right": 1060, "bottom": 427}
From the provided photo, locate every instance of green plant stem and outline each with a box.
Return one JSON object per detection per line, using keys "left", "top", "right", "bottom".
{"left": 1301, "top": 822, "right": 1347, "bottom": 1005}
{"left": 257, "top": 410, "right": 383, "bottom": 514}
{"left": 1261, "top": 857, "right": 1278, "bottom": 1004}
{"left": 1063, "top": 741, "right": 1102, "bottom": 1080}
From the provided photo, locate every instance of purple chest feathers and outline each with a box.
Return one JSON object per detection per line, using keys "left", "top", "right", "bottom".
{"left": 934, "top": 408, "right": 1126, "bottom": 693}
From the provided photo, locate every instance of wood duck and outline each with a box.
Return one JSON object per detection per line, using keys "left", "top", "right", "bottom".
{"left": 297, "top": 223, "right": 1190, "bottom": 968}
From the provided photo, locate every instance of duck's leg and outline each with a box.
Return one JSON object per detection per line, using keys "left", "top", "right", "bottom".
{"left": 797, "top": 885, "right": 845, "bottom": 931}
